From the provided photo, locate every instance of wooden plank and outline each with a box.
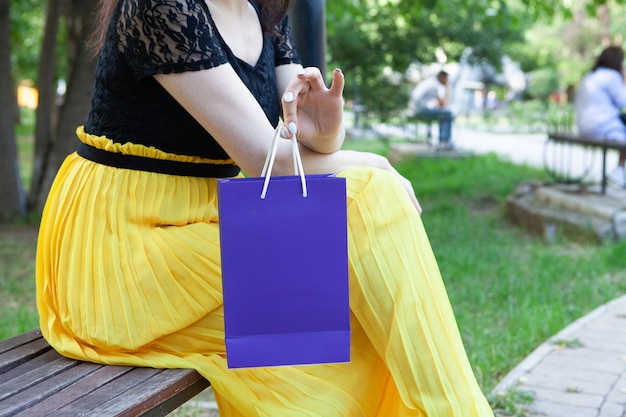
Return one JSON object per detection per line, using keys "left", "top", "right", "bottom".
{"left": 52, "top": 367, "right": 165, "bottom": 416}
{"left": 0, "top": 331, "right": 210, "bottom": 417}
{"left": 139, "top": 376, "right": 209, "bottom": 417}
{"left": 0, "top": 350, "right": 75, "bottom": 400}
{"left": 0, "top": 329, "right": 42, "bottom": 354}
{"left": 0, "top": 358, "right": 100, "bottom": 417}
{"left": 0, "top": 335, "right": 52, "bottom": 374}
{"left": 11, "top": 364, "right": 134, "bottom": 417}
{"left": 89, "top": 369, "right": 209, "bottom": 417}
{"left": 0, "top": 349, "right": 62, "bottom": 382}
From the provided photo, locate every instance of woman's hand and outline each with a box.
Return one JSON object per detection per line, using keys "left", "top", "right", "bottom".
{"left": 276, "top": 66, "right": 421, "bottom": 214}
{"left": 280, "top": 67, "right": 345, "bottom": 154}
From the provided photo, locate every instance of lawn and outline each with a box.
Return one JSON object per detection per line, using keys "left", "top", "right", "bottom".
{"left": 2, "top": 130, "right": 625, "bottom": 415}
{"left": 341, "top": 137, "right": 626, "bottom": 394}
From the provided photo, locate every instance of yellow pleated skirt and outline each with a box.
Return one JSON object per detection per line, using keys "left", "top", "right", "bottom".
{"left": 36, "top": 128, "right": 494, "bottom": 416}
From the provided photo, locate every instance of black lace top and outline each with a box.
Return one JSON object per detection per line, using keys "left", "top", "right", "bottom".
{"left": 84, "top": 0, "right": 301, "bottom": 160}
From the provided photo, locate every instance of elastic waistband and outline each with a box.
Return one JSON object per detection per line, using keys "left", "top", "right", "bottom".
{"left": 77, "top": 142, "right": 241, "bottom": 178}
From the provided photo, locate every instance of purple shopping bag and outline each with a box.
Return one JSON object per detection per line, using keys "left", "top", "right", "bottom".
{"left": 217, "top": 126, "right": 350, "bottom": 369}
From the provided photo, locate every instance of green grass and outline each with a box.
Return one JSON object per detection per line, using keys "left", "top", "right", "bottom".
{"left": 343, "top": 139, "right": 626, "bottom": 394}
{"left": 400, "top": 155, "right": 626, "bottom": 391}
{"left": 0, "top": 226, "right": 39, "bottom": 340}
{"left": 2, "top": 131, "right": 625, "bottom": 415}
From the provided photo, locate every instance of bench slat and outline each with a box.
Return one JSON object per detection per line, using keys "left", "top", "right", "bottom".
{"left": 0, "top": 351, "right": 82, "bottom": 401}
{"left": 76, "top": 369, "right": 210, "bottom": 417}
{"left": 1, "top": 348, "right": 67, "bottom": 384}
{"left": 0, "top": 335, "right": 52, "bottom": 374}
{"left": 134, "top": 376, "right": 209, "bottom": 417}
{"left": 548, "top": 134, "right": 626, "bottom": 150}
{"left": 52, "top": 367, "right": 164, "bottom": 416}
{"left": 10, "top": 364, "right": 129, "bottom": 417}
{"left": 0, "top": 330, "right": 210, "bottom": 417}
{"left": 0, "top": 360, "right": 101, "bottom": 416}
{"left": 0, "top": 329, "right": 43, "bottom": 354}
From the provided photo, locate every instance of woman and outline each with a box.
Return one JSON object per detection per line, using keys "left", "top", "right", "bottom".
{"left": 36, "top": 0, "right": 494, "bottom": 415}
{"left": 575, "top": 45, "right": 626, "bottom": 187}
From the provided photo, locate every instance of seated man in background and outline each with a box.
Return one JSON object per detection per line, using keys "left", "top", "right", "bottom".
{"left": 408, "top": 70, "right": 454, "bottom": 148}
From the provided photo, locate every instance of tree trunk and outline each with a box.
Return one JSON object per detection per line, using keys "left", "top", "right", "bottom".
{"left": 34, "top": 0, "right": 98, "bottom": 212}
{"left": 28, "top": 0, "right": 62, "bottom": 211}
{"left": 288, "top": 0, "right": 327, "bottom": 78}
{"left": 0, "top": 0, "right": 26, "bottom": 220}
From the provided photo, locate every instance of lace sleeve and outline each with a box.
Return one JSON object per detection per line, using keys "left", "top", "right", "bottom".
{"left": 273, "top": 15, "right": 301, "bottom": 67}
{"left": 117, "top": 0, "right": 228, "bottom": 78}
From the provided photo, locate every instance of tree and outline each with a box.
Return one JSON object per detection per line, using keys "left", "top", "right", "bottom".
{"left": 0, "top": 0, "right": 26, "bottom": 219}
{"left": 30, "top": 0, "right": 98, "bottom": 212}
{"left": 29, "top": 0, "right": 61, "bottom": 211}
{"left": 506, "top": 0, "right": 626, "bottom": 97}
{"left": 326, "top": 0, "right": 529, "bottom": 120}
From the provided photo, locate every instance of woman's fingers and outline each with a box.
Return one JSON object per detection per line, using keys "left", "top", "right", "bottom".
{"left": 281, "top": 67, "right": 345, "bottom": 124}
{"left": 327, "top": 68, "right": 345, "bottom": 98}
{"left": 296, "top": 67, "right": 323, "bottom": 91}
{"left": 281, "top": 71, "right": 313, "bottom": 136}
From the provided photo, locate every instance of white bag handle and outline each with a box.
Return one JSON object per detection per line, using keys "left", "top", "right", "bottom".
{"left": 260, "top": 123, "right": 308, "bottom": 199}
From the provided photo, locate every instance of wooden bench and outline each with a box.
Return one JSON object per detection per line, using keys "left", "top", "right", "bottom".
{"left": 545, "top": 133, "right": 626, "bottom": 194}
{"left": 0, "top": 329, "right": 210, "bottom": 416}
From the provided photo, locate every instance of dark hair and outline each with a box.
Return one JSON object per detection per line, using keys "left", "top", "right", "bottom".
{"left": 250, "top": 0, "right": 296, "bottom": 33}
{"left": 88, "top": 0, "right": 296, "bottom": 56}
{"left": 593, "top": 46, "right": 624, "bottom": 73}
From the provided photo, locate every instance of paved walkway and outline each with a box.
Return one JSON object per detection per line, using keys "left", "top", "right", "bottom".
{"left": 491, "top": 295, "right": 626, "bottom": 417}
{"left": 453, "top": 125, "right": 621, "bottom": 185}
{"left": 373, "top": 123, "right": 621, "bottom": 184}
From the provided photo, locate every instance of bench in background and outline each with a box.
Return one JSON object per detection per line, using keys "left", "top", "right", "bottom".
{"left": 0, "top": 329, "right": 210, "bottom": 417}
{"left": 544, "top": 133, "right": 626, "bottom": 194}
{"left": 405, "top": 113, "right": 437, "bottom": 144}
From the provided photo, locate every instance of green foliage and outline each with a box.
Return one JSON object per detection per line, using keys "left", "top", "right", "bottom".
{"left": 326, "top": 0, "right": 626, "bottom": 123}
{"left": 525, "top": 67, "right": 559, "bottom": 100}
{"left": 326, "top": 0, "right": 532, "bottom": 121}
{"left": 10, "top": 0, "right": 68, "bottom": 91}
{"left": 519, "top": 0, "right": 626, "bottom": 19}
{"left": 507, "top": 0, "right": 626, "bottom": 92}
{"left": 10, "top": 0, "right": 45, "bottom": 82}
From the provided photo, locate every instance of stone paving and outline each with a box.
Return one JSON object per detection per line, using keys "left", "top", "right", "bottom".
{"left": 492, "top": 295, "right": 626, "bottom": 417}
